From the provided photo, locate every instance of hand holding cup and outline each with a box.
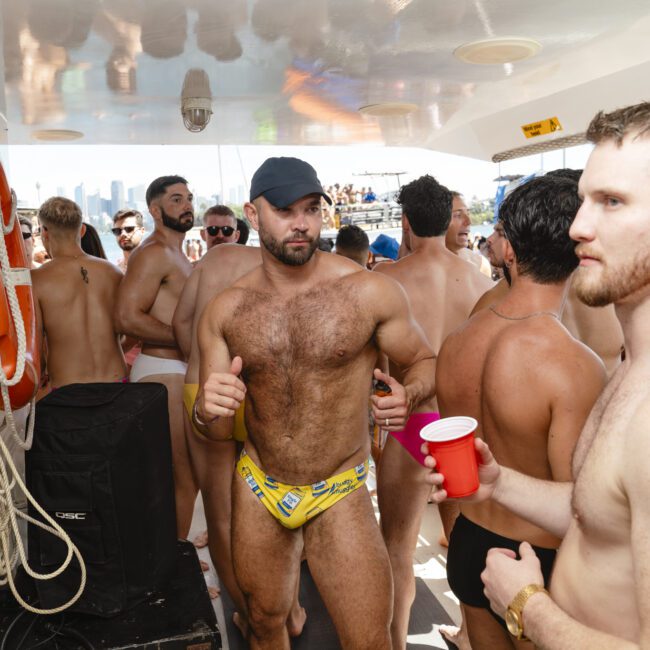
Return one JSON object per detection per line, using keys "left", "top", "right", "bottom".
{"left": 423, "top": 433, "right": 501, "bottom": 503}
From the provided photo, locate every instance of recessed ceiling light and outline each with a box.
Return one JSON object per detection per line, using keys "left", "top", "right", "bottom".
{"left": 454, "top": 37, "right": 542, "bottom": 65}
{"left": 31, "top": 129, "right": 84, "bottom": 142}
{"left": 358, "top": 103, "right": 418, "bottom": 117}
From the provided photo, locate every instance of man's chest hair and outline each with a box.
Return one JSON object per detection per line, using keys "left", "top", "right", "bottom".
{"left": 225, "top": 283, "right": 375, "bottom": 372}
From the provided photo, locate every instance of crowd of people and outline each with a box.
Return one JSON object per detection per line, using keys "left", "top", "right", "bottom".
{"left": 326, "top": 183, "right": 379, "bottom": 206}
{"left": 20, "top": 100, "right": 650, "bottom": 650}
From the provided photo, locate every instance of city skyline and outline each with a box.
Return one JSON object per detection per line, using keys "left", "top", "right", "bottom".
{"left": 8, "top": 143, "right": 594, "bottom": 219}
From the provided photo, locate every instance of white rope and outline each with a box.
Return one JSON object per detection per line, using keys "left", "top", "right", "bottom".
{"left": 0, "top": 193, "right": 27, "bottom": 388}
{"left": 0, "top": 189, "right": 86, "bottom": 613}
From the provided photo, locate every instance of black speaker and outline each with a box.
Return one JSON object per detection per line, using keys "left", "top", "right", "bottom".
{"left": 25, "top": 382, "right": 177, "bottom": 616}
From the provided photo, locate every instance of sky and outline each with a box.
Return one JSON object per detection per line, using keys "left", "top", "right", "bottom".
{"left": 6, "top": 143, "right": 594, "bottom": 208}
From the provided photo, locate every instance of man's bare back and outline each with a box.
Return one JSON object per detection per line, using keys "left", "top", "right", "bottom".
{"left": 376, "top": 245, "right": 492, "bottom": 410}
{"left": 438, "top": 308, "right": 604, "bottom": 543}
{"left": 33, "top": 254, "right": 126, "bottom": 387}
{"left": 33, "top": 197, "right": 126, "bottom": 389}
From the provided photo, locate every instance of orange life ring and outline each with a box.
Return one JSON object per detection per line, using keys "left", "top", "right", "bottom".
{"left": 0, "top": 163, "right": 39, "bottom": 409}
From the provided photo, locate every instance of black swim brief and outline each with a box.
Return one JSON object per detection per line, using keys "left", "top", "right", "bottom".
{"left": 447, "top": 514, "right": 556, "bottom": 628}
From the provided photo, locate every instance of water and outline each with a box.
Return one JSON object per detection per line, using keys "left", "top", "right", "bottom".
{"left": 100, "top": 232, "right": 123, "bottom": 264}
{"left": 99, "top": 222, "right": 497, "bottom": 264}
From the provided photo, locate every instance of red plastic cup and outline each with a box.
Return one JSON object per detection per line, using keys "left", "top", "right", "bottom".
{"left": 420, "top": 416, "right": 479, "bottom": 497}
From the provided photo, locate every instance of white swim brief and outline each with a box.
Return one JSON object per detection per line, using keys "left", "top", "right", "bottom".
{"left": 130, "top": 353, "right": 188, "bottom": 383}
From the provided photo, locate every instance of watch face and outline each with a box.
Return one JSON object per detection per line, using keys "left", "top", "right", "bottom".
{"left": 506, "top": 609, "right": 522, "bottom": 637}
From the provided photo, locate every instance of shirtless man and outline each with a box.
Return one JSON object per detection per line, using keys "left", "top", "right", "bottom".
{"left": 474, "top": 182, "right": 624, "bottom": 378}
{"left": 19, "top": 216, "right": 37, "bottom": 269}
{"left": 112, "top": 208, "right": 145, "bottom": 272}
{"left": 115, "top": 176, "right": 195, "bottom": 537}
{"left": 200, "top": 205, "right": 240, "bottom": 247}
{"left": 372, "top": 175, "right": 492, "bottom": 649}
{"left": 427, "top": 100, "right": 650, "bottom": 650}
{"left": 32, "top": 197, "right": 126, "bottom": 386}
{"left": 173, "top": 243, "right": 260, "bottom": 619}
{"left": 194, "top": 156, "right": 435, "bottom": 650}
{"left": 430, "top": 175, "right": 606, "bottom": 650}
{"left": 446, "top": 192, "right": 492, "bottom": 278}
{"left": 334, "top": 224, "right": 370, "bottom": 267}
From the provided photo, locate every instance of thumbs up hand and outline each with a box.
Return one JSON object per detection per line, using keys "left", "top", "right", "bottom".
{"left": 200, "top": 356, "right": 247, "bottom": 420}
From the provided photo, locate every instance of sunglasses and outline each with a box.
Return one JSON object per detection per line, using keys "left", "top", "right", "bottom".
{"left": 111, "top": 226, "right": 137, "bottom": 236}
{"left": 22, "top": 231, "right": 32, "bottom": 240}
{"left": 205, "top": 225, "right": 235, "bottom": 237}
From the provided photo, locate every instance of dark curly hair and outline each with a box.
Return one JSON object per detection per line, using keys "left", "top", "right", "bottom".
{"left": 397, "top": 175, "right": 452, "bottom": 237}
{"left": 545, "top": 168, "right": 582, "bottom": 183}
{"left": 499, "top": 176, "right": 580, "bottom": 284}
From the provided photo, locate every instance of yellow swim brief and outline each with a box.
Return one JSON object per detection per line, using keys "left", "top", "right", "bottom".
{"left": 236, "top": 450, "right": 369, "bottom": 529}
{"left": 182, "top": 383, "right": 248, "bottom": 442}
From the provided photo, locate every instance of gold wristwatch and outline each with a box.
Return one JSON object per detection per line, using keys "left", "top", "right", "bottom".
{"left": 505, "top": 583, "right": 548, "bottom": 640}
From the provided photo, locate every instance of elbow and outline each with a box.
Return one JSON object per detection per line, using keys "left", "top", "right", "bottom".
{"left": 171, "top": 312, "right": 185, "bottom": 345}
{"left": 114, "top": 310, "right": 127, "bottom": 335}
{"left": 115, "top": 307, "right": 135, "bottom": 338}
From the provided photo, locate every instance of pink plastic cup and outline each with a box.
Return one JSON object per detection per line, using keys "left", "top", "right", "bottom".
{"left": 420, "top": 416, "right": 479, "bottom": 497}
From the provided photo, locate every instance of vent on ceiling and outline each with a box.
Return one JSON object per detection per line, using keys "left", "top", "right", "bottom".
{"left": 454, "top": 37, "right": 542, "bottom": 65}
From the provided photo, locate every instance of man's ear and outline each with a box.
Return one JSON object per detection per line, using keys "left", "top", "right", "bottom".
{"left": 503, "top": 239, "right": 515, "bottom": 268}
{"left": 401, "top": 213, "right": 410, "bottom": 233}
{"left": 200, "top": 229, "right": 206, "bottom": 242}
{"left": 243, "top": 202, "right": 259, "bottom": 231}
{"left": 233, "top": 229, "right": 241, "bottom": 242}
{"left": 149, "top": 202, "right": 160, "bottom": 220}
{"left": 80, "top": 223, "right": 87, "bottom": 238}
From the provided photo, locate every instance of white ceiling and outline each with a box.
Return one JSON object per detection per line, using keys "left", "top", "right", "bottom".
{"left": 2, "top": 0, "right": 650, "bottom": 160}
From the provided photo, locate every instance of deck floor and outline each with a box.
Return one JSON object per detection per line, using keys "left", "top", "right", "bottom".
{"left": 189, "top": 465, "right": 461, "bottom": 649}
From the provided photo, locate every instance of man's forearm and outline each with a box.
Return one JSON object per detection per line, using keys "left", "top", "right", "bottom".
{"left": 403, "top": 356, "right": 436, "bottom": 412}
{"left": 493, "top": 468, "right": 573, "bottom": 538}
{"left": 119, "top": 312, "right": 176, "bottom": 347}
{"left": 175, "top": 326, "right": 192, "bottom": 360}
{"left": 192, "top": 400, "right": 235, "bottom": 441}
{"left": 523, "top": 592, "right": 637, "bottom": 650}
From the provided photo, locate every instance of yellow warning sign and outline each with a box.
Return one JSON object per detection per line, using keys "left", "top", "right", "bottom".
{"left": 521, "top": 117, "right": 562, "bottom": 139}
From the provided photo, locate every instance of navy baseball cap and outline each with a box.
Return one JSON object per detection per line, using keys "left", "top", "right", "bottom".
{"left": 249, "top": 157, "right": 332, "bottom": 209}
{"left": 370, "top": 233, "right": 399, "bottom": 260}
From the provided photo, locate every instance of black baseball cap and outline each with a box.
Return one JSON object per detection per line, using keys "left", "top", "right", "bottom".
{"left": 249, "top": 157, "right": 333, "bottom": 209}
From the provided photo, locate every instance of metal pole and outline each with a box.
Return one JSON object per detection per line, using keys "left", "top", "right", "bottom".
{"left": 217, "top": 145, "right": 224, "bottom": 205}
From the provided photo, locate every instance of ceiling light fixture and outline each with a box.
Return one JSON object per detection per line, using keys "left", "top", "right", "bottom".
{"left": 454, "top": 37, "right": 542, "bottom": 65}
{"left": 181, "top": 69, "right": 213, "bottom": 133}
{"left": 31, "top": 129, "right": 84, "bottom": 141}
{"left": 358, "top": 103, "right": 418, "bottom": 117}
